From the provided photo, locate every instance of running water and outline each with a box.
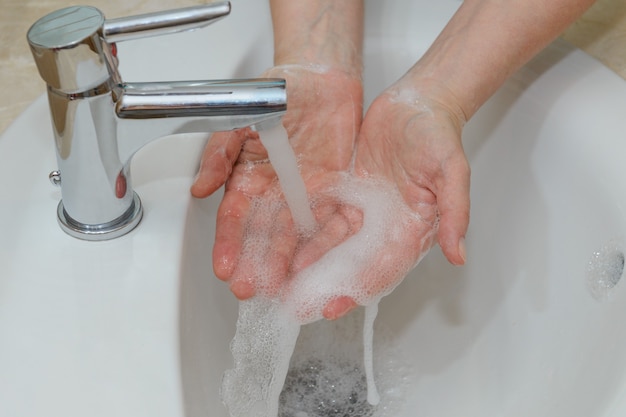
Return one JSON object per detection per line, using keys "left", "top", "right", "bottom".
{"left": 257, "top": 122, "right": 317, "bottom": 234}
{"left": 259, "top": 123, "right": 383, "bottom": 406}
{"left": 363, "top": 304, "right": 381, "bottom": 406}
{"left": 221, "top": 123, "right": 435, "bottom": 417}
{"left": 221, "top": 299, "right": 301, "bottom": 417}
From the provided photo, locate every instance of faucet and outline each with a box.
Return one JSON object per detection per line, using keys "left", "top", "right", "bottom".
{"left": 26, "top": 2, "right": 286, "bottom": 241}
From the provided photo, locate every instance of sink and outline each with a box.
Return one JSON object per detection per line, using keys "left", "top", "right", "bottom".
{"left": 2, "top": 0, "right": 626, "bottom": 416}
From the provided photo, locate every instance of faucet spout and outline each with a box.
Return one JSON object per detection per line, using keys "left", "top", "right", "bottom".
{"left": 50, "top": 78, "right": 286, "bottom": 241}
{"left": 118, "top": 79, "right": 286, "bottom": 121}
{"left": 116, "top": 79, "right": 286, "bottom": 166}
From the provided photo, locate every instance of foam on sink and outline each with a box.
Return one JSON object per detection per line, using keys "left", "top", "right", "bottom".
{"left": 587, "top": 239, "right": 625, "bottom": 301}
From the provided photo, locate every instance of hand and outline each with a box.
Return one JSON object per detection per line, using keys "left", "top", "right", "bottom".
{"left": 191, "top": 65, "right": 363, "bottom": 300}
{"left": 318, "top": 81, "right": 471, "bottom": 320}
{"left": 356, "top": 83, "right": 470, "bottom": 264}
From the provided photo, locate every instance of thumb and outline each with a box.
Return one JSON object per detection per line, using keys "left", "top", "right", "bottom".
{"left": 436, "top": 157, "right": 470, "bottom": 265}
{"left": 191, "top": 129, "right": 249, "bottom": 198}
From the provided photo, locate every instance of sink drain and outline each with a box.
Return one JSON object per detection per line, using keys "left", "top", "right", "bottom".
{"left": 279, "top": 357, "right": 375, "bottom": 417}
{"left": 587, "top": 240, "right": 625, "bottom": 301}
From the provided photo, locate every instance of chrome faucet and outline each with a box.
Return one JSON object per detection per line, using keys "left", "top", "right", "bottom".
{"left": 27, "top": 3, "right": 286, "bottom": 240}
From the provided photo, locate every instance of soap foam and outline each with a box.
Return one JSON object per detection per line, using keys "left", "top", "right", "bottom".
{"left": 283, "top": 174, "right": 436, "bottom": 324}
{"left": 221, "top": 298, "right": 301, "bottom": 417}
{"left": 220, "top": 124, "right": 436, "bottom": 417}
{"left": 586, "top": 240, "right": 625, "bottom": 301}
{"left": 221, "top": 173, "right": 435, "bottom": 417}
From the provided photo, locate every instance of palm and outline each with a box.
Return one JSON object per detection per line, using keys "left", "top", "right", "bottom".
{"left": 354, "top": 91, "right": 470, "bottom": 266}
{"left": 275, "top": 90, "right": 470, "bottom": 322}
{"left": 191, "top": 66, "right": 363, "bottom": 299}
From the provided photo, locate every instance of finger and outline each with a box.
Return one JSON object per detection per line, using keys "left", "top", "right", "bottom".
{"left": 264, "top": 204, "right": 299, "bottom": 292}
{"left": 291, "top": 203, "right": 362, "bottom": 273}
{"left": 436, "top": 156, "right": 470, "bottom": 265}
{"left": 291, "top": 213, "right": 349, "bottom": 273}
{"left": 225, "top": 194, "right": 295, "bottom": 300}
{"left": 323, "top": 296, "right": 358, "bottom": 320}
{"left": 191, "top": 129, "right": 249, "bottom": 198}
{"left": 213, "top": 189, "right": 250, "bottom": 283}
{"left": 229, "top": 280, "right": 256, "bottom": 300}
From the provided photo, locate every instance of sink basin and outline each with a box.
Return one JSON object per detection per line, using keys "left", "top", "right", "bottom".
{"left": 2, "top": 0, "right": 626, "bottom": 416}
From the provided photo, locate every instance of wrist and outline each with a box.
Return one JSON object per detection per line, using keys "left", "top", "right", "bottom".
{"left": 271, "top": 0, "right": 364, "bottom": 78}
{"left": 273, "top": 47, "right": 362, "bottom": 79}
{"left": 386, "top": 73, "right": 469, "bottom": 130}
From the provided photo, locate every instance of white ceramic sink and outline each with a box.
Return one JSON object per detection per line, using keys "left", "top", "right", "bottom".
{"left": 2, "top": 1, "right": 626, "bottom": 416}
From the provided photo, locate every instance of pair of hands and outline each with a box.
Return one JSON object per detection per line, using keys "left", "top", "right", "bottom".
{"left": 191, "top": 65, "right": 470, "bottom": 321}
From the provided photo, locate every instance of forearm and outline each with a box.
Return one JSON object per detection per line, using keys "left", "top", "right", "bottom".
{"left": 269, "top": 0, "right": 364, "bottom": 75}
{"left": 402, "top": 0, "right": 596, "bottom": 120}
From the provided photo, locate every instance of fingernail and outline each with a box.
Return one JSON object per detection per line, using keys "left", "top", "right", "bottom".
{"left": 458, "top": 236, "right": 467, "bottom": 264}
{"left": 323, "top": 296, "right": 357, "bottom": 320}
{"left": 230, "top": 280, "right": 255, "bottom": 300}
{"left": 192, "top": 170, "right": 200, "bottom": 183}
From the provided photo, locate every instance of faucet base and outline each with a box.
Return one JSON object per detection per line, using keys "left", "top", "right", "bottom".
{"left": 57, "top": 193, "right": 143, "bottom": 241}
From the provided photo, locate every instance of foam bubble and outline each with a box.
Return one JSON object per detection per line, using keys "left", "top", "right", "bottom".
{"left": 586, "top": 240, "right": 625, "bottom": 301}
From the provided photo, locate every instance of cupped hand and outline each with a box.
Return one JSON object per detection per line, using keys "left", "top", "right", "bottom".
{"left": 191, "top": 65, "right": 364, "bottom": 300}
{"left": 320, "top": 81, "right": 471, "bottom": 320}
{"left": 355, "top": 83, "right": 470, "bottom": 265}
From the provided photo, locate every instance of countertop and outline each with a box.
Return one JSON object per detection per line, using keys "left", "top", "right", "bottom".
{"left": 1, "top": 0, "right": 625, "bottom": 134}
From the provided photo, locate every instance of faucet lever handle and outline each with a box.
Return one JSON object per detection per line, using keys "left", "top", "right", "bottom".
{"left": 103, "top": 2, "right": 231, "bottom": 43}
{"left": 28, "top": 2, "right": 231, "bottom": 92}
